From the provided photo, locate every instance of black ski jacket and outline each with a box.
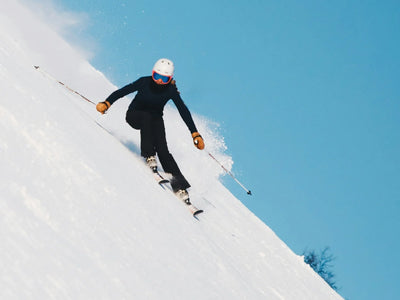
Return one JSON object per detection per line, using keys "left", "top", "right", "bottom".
{"left": 105, "top": 76, "right": 198, "bottom": 133}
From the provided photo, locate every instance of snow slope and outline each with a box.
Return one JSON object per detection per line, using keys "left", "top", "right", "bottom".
{"left": 0, "top": 1, "right": 343, "bottom": 299}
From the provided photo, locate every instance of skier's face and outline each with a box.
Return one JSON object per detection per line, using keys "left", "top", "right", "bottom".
{"left": 153, "top": 78, "right": 166, "bottom": 85}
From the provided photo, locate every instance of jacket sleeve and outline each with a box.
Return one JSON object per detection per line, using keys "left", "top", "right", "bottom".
{"left": 105, "top": 78, "right": 142, "bottom": 105}
{"left": 171, "top": 88, "right": 198, "bottom": 134}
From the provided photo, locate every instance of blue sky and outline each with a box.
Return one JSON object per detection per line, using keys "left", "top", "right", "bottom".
{"left": 39, "top": 0, "right": 399, "bottom": 299}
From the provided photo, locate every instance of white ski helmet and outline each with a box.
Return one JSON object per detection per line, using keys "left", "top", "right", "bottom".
{"left": 152, "top": 58, "right": 174, "bottom": 77}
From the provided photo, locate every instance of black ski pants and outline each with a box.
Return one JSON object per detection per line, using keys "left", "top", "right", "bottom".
{"left": 125, "top": 110, "right": 190, "bottom": 192}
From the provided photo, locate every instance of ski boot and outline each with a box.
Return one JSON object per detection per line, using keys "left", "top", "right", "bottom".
{"left": 175, "top": 189, "right": 191, "bottom": 205}
{"left": 145, "top": 156, "right": 157, "bottom": 172}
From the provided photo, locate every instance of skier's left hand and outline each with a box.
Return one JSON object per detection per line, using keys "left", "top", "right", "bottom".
{"left": 192, "top": 132, "right": 205, "bottom": 150}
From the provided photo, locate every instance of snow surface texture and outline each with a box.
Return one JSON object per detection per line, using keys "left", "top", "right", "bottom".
{"left": 0, "top": 1, "right": 343, "bottom": 299}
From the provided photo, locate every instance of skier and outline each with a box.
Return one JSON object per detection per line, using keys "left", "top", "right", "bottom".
{"left": 96, "top": 58, "right": 204, "bottom": 203}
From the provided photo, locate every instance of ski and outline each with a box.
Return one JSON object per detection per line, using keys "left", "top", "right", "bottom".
{"left": 187, "top": 204, "right": 204, "bottom": 218}
{"left": 152, "top": 170, "right": 203, "bottom": 218}
{"left": 181, "top": 200, "right": 204, "bottom": 219}
{"left": 174, "top": 192, "right": 204, "bottom": 219}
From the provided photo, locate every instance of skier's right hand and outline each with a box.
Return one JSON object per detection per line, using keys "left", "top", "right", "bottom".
{"left": 96, "top": 101, "right": 111, "bottom": 114}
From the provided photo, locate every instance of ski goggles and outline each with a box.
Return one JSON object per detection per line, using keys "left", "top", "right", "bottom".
{"left": 152, "top": 71, "right": 172, "bottom": 84}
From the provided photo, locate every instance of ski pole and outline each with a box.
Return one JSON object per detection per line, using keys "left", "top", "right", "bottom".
{"left": 34, "top": 66, "right": 96, "bottom": 105}
{"left": 207, "top": 151, "right": 252, "bottom": 195}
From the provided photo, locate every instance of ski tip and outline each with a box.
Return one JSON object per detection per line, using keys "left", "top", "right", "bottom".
{"left": 158, "top": 179, "right": 169, "bottom": 184}
{"left": 193, "top": 209, "right": 204, "bottom": 220}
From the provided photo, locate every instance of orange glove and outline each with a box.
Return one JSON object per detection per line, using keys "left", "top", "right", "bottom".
{"left": 192, "top": 132, "right": 205, "bottom": 150}
{"left": 96, "top": 101, "right": 111, "bottom": 114}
